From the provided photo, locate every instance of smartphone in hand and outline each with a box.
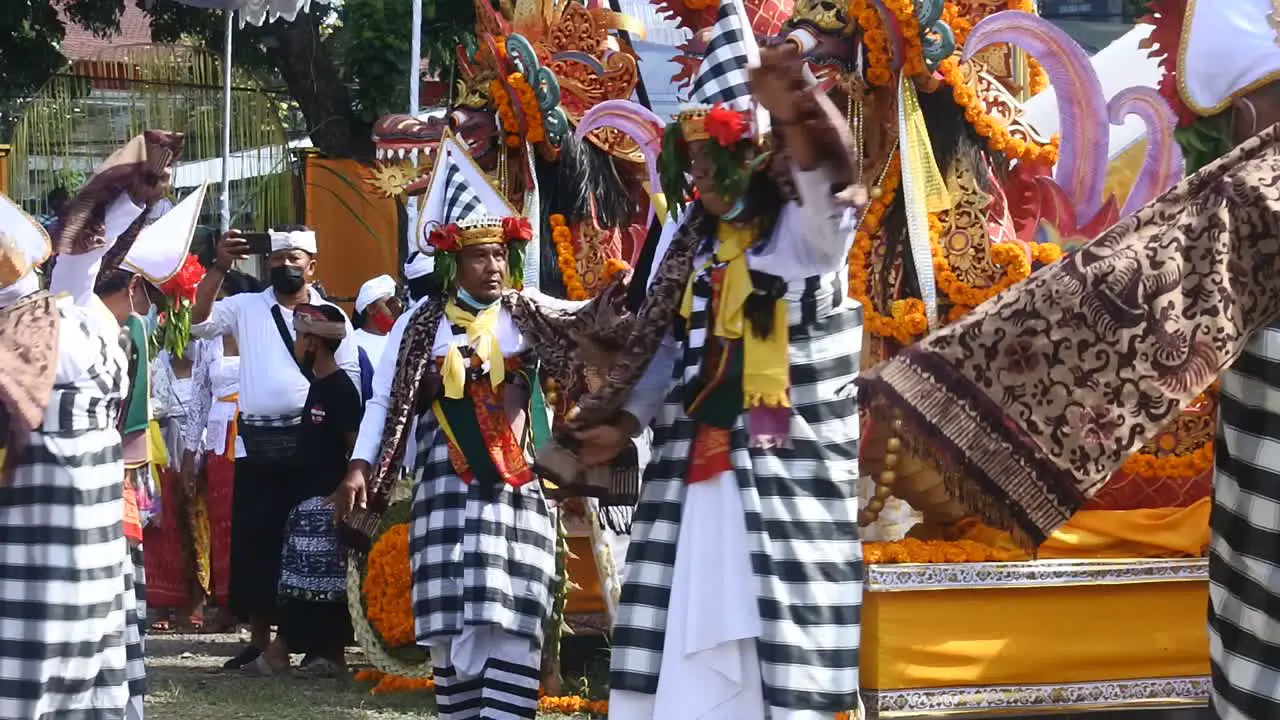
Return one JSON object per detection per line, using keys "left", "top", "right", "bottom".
{"left": 240, "top": 232, "right": 273, "bottom": 255}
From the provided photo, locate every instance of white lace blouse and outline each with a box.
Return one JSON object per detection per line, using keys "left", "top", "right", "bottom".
{"left": 182, "top": 336, "right": 244, "bottom": 458}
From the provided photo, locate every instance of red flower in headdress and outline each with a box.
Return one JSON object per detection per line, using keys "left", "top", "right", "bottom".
{"left": 160, "top": 254, "right": 205, "bottom": 303}
{"left": 705, "top": 104, "right": 749, "bottom": 147}
{"left": 502, "top": 217, "right": 533, "bottom": 243}
{"left": 429, "top": 223, "right": 462, "bottom": 252}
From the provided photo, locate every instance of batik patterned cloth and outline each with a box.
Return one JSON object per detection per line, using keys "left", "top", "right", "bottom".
{"left": 0, "top": 298, "right": 144, "bottom": 717}
{"left": 857, "top": 125, "right": 1280, "bottom": 547}
{"left": 279, "top": 496, "right": 348, "bottom": 603}
{"left": 611, "top": 270, "right": 864, "bottom": 713}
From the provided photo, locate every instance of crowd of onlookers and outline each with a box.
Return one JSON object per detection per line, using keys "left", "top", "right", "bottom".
{"left": 143, "top": 233, "right": 412, "bottom": 678}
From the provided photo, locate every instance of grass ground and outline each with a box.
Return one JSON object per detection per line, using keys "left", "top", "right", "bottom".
{"left": 145, "top": 633, "right": 1208, "bottom": 720}
{"left": 144, "top": 633, "right": 606, "bottom": 720}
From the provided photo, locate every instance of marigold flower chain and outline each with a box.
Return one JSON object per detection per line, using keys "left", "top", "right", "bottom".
{"left": 848, "top": 153, "right": 929, "bottom": 343}
{"left": 601, "top": 258, "right": 630, "bottom": 287}
{"left": 864, "top": 537, "right": 1029, "bottom": 564}
{"left": 932, "top": 215, "right": 1065, "bottom": 318}
{"left": 491, "top": 72, "right": 546, "bottom": 148}
{"left": 1120, "top": 386, "right": 1218, "bottom": 481}
{"left": 549, "top": 214, "right": 587, "bottom": 300}
{"left": 848, "top": 0, "right": 896, "bottom": 87}
{"left": 363, "top": 524, "right": 415, "bottom": 647}
{"left": 937, "top": 56, "right": 1060, "bottom": 166}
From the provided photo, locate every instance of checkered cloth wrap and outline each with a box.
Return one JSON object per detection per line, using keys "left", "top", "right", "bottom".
{"left": 0, "top": 299, "right": 146, "bottom": 718}
{"left": 690, "top": 0, "right": 758, "bottom": 113}
{"left": 610, "top": 262, "right": 864, "bottom": 713}
{"left": 1210, "top": 321, "right": 1280, "bottom": 720}
{"left": 408, "top": 382, "right": 557, "bottom": 646}
{"left": 442, "top": 162, "right": 485, "bottom": 226}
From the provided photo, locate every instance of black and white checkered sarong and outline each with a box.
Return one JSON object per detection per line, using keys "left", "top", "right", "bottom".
{"left": 408, "top": 408, "right": 557, "bottom": 646}
{"left": 0, "top": 301, "right": 143, "bottom": 717}
{"left": 1210, "top": 322, "right": 1280, "bottom": 720}
{"left": 610, "top": 267, "right": 864, "bottom": 714}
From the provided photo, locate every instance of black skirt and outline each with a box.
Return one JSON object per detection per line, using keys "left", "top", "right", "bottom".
{"left": 277, "top": 598, "right": 353, "bottom": 655}
{"left": 228, "top": 424, "right": 301, "bottom": 621}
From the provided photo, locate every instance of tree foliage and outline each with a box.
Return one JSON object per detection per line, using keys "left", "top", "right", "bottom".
{"left": 2, "top": 0, "right": 478, "bottom": 158}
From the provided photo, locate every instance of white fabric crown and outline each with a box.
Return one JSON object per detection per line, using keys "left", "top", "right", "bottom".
{"left": 123, "top": 183, "right": 207, "bottom": 285}
{"left": 356, "top": 274, "right": 397, "bottom": 313}
{"left": 1178, "top": 0, "right": 1280, "bottom": 115}
{"left": 415, "top": 133, "right": 516, "bottom": 253}
{"left": 270, "top": 229, "right": 318, "bottom": 255}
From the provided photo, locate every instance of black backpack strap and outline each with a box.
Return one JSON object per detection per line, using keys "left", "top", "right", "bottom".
{"left": 271, "top": 303, "right": 314, "bottom": 382}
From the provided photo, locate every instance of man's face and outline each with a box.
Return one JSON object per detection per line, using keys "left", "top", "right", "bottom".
{"left": 267, "top": 249, "right": 317, "bottom": 281}
{"left": 372, "top": 296, "right": 403, "bottom": 321}
{"left": 689, "top": 140, "right": 752, "bottom": 217}
{"left": 455, "top": 243, "right": 508, "bottom": 303}
{"left": 293, "top": 331, "right": 315, "bottom": 364}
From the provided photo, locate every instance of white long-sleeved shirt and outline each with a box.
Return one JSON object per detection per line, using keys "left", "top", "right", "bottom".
{"left": 352, "top": 328, "right": 391, "bottom": 369}
{"left": 352, "top": 289, "right": 586, "bottom": 467}
{"left": 190, "top": 286, "right": 360, "bottom": 425}
{"left": 352, "top": 296, "right": 427, "bottom": 467}
{"left": 49, "top": 193, "right": 145, "bottom": 307}
{"left": 621, "top": 167, "right": 858, "bottom": 430}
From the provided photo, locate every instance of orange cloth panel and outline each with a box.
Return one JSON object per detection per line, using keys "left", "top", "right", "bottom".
{"left": 303, "top": 158, "right": 399, "bottom": 307}
{"left": 861, "top": 580, "right": 1210, "bottom": 690}
{"left": 564, "top": 536, "right": 607, "bottom": 616}
{"left": 1041, "top": 498, "right": 1212, "bottom": 559}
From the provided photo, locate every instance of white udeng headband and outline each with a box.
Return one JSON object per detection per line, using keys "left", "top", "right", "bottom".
{"left": 269, "top": 230, "right": 318, "bottom": 255}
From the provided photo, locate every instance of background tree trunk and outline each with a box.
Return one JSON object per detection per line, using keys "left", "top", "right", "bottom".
{"left": 255, "top": 15, "right": 373, "bottom": 161}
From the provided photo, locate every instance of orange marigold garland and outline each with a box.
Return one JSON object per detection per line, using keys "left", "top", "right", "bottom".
{"left": 848, "top": 152, "right": 930, "bottom": 343}
{"left": 1119, "top": 383, "right": 1218, "bottom": 480}
{"left": 1121, "top": 439, "right": 1214, "bottom": 480}
{"left": 490, "top": 72, "right": 545, "bottom": 148}
{"left": 550, "top": 214, "right": 587, "bottom": 300}
{"left": 931, "top": 208, "right": 1065, "bottom": 318}
{"left": 848, "top": 0, "right": 909, "bottom": 87}
{"left": 864, "top": 537, "right": 1029, "bottom": 564}
{"left": 601, "top": 258, "right": 631, "bottom": 287}
{"left": 937, "top": 56, "right": 1060, "bottom": 166}
{"left": 363, "top": 524, "right": 415, "bottom": 647}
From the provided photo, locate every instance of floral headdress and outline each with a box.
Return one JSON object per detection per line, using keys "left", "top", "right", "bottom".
{"left": 660, "top": 0, "right": 770, "bottom": 218}
{"left": 417, "top": 133, "right": 530, "bottom": 290}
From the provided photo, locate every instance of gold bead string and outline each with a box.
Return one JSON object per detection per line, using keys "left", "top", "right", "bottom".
{"left": 859, "top": 411, "right": 903, "bottom": 527}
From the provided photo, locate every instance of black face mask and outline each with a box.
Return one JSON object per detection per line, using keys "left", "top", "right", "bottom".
{"left": 270, "top": 265, "right": 306, "bottom": 295}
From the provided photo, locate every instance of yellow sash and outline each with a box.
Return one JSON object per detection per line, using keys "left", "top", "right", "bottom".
{"left": 442, "top": 300, "right": 504, "bottom": 400}
{"left": 680, "top": 221, "right": 791, "bottom": 410}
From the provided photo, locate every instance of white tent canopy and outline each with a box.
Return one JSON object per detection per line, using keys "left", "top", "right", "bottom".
{"left": 165, "top": 0, "right": 333, "bottom": 27}
{"left": 1023, "top": 24, "right": 1165, "bottom": 162}
{"left": 172, "top": 138, "right": 312, "bottom": 188}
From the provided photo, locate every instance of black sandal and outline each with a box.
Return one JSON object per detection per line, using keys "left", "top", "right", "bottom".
{"left": 222, "top": 645, "right": 262, "bottom": 670}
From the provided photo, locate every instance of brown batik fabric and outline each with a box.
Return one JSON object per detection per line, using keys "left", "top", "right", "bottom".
{"left": 858, "top": 124, "right": 1280, "bottom": 548}
{"left": 362, "top": 279, "right": 641, "bottom": 508}
{"left": 52, "top": 130, "right": 184, "bottom": 283}
{"left": 566, "top": 203, "right": 706, "bottom": 429}
{"left": 0, "top": 292, "right": 60, "bottom": 484}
